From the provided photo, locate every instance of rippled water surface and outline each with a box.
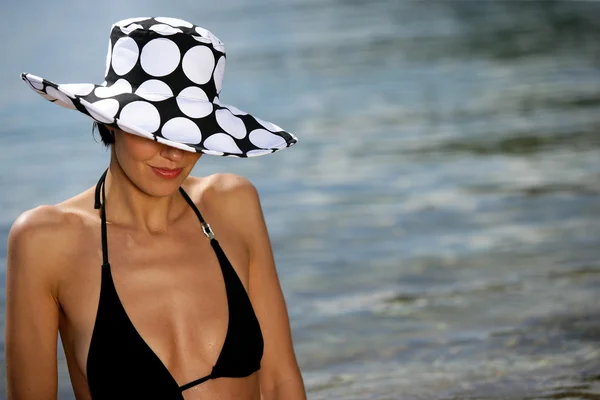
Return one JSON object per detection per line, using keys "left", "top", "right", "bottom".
{"left": 1, "top": 1, "right": 600, "bottom": 399}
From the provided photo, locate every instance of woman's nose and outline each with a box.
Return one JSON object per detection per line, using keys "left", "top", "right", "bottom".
{"left": 161, "top": 145, "right": 183, "bottom": 161}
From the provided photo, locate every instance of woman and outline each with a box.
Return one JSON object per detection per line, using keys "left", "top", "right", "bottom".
{"left": 6, "top": 17, "right": 306, "bottom": 400}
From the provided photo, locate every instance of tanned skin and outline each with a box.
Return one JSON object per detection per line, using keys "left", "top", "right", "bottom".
{"left": 5, "top": 129, "right": 306, "bottom": 400}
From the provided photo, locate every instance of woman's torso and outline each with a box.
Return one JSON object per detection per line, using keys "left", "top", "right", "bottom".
{"left": 53, "top": 174, "right": 261, "bottom": 400}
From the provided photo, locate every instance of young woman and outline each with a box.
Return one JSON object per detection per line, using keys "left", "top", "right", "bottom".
{"left": 6, "top": 17, "right": 305, "bottom": 400}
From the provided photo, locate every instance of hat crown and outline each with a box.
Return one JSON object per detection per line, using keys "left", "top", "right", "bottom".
{"left": 104, "top": 17, "right": 226, "bottom": 102}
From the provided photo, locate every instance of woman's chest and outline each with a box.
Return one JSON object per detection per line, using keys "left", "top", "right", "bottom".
{"left": 57, "top": 223, "right": 250, "bottom": 381}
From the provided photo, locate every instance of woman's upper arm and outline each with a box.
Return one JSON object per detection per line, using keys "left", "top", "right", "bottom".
{"left": 5, "top": 207, "right": 63, "bottom": 400}
{"left": 220, "top": 175, "right": 306, "bottom": 399}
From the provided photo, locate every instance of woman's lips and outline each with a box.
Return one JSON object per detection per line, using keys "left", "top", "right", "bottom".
{"left": 151, "top": 167, "right": 182, "bottom": 179}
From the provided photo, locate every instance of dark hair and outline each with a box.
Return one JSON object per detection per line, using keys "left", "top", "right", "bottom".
{"left": 92, "top": 122, "right": 115, "bottom": 146}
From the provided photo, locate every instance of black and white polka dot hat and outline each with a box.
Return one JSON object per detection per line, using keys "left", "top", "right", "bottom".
{"left": 21, "top": 17, "right": 298, "bottom": 157}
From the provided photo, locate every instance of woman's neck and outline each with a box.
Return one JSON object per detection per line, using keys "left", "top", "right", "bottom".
{"left": 102, "top": 161, "right": 187, "bottom": 234}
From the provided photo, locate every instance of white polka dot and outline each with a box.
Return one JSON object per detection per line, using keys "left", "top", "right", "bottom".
{"left": 161, "top": 117, "right": 202, "bottom": 143}
{"left": 104, "top": 39, "right": 112, "bottom": 77}
{"left": 178, "top": 86, "right": 208, "bottom": 101}
{"left": 209, "top": 32, "right": 224, "bottom": 46}
{"left": 202, "top": 149, "right": 225, "bottom": 156}
{"left": 94, "top": 79, "right": 132, "bottom": 98}
{"left": 83, "top": 99, "right": 120, "bottom": 123}
{"left": 255, "top": 117, "right": 284, "bottom": 132}
{"left": 118, "top": 101, "right": 160, "bottom": 133}
{"left": 192, "top": 36, "right": 211, "bottom": 44}
{"left": 195, "top": 26, "right": 209, "bottom": 37}
{"left": 203, "top": 133, "right": 242, "bottom": 154}
{"left": 249, "top": 129, "right": 287, "bottom": 149}
{"left": 214, "top": 56, "right": 225, "bottom": 94}
{"left": 119, "top": 23, "right": 144, "bottom": 34}
{"left": 149, "top": 24, "right": 183, "bottom": 35}
{"left": 182, "top": 46, "right": 215, "bottom": 84}
{"left": 141, "top": 38, "right": 181, "bottom": 77}
{"left": 176, "top": 87, "right": 212, "bottom": 118}
{"left": 24, "top": 74, "right": 44, "bottom": 91}
{"left": 154, "top": 17, "right": 193, "bottom": 28}
{"left": 59, "top": 83, "right": 95, "bottom": 96}
{"left": 112, "top": 37, "right": 139, "bottom": 76}
{"left": 155, "top": 136, "right": 197, "bottom": 152}
{"left": 247, "top": 149, "right": 273, "bottom": 157}
{"left": 210, "top": 36, "right": 225, "bottom": 52}
{"left": 218, "top": 103, "right": 247, "bottom": 115}
{"left": 46, "top": 86, "right": 75, "bottom": 109}
{"left": 135, "top": 80, "right": 173, "bottom": 101}
{"left": 195, "top": 29, "right": 224, "bottom": 51}
{"left": 115, "top": 17, "right": 149, "bottom": 27}
{"left": 215, "top": 109, "right": 246, "bottom": 139}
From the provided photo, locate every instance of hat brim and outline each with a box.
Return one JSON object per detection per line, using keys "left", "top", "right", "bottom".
{"left": 21, "top": 73, "right": 297, "bottom": 157}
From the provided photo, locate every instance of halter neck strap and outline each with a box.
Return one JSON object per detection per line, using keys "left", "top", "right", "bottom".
{"left": 94, "top": 169, "right": 110, "bottom": 267}
{"left": 179, "top": 187, "right": 215, "bottom": 240}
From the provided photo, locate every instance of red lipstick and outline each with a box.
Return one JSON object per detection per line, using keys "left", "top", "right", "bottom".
{"left": 151, "top": 167, "right": 182, "bottom": 179}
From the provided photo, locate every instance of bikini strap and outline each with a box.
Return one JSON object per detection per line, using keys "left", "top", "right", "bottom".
{"left": 94, "top": 169, "right": 110, "bottom": 268}
{"left": 179, "top": 187, "right": 215, "bottom": 240}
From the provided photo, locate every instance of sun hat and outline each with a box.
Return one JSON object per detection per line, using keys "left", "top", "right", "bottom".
{"left": 21, "top": 17, "right": 297, "bottom": 157}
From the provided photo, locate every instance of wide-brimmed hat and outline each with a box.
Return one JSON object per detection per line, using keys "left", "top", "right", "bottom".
{"left": 21, "top": 17, "right": 297, "bottom": 157}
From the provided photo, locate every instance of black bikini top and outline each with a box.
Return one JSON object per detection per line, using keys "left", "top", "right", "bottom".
{"left": 86, "top": 169, "right": 264, "bottom": 399}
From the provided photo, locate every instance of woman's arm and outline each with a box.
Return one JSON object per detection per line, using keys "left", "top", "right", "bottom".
{"left": 5, "top": 207, "right": 64, "bottom": 400}
{"left": 221, "top": 175, "right": 306, "bottom": 400}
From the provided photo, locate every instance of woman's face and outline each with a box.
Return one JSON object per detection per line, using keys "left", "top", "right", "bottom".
{"left": 111, "top": 128, "right": 202, "bottom": 197}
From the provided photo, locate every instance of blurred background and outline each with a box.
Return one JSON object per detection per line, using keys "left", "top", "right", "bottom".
{"left": 1, "top": 1, "right": 599, "bottom": 399}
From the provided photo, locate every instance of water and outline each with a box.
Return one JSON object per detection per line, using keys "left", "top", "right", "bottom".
{"left": 1, "top": 1, "right": 600, "bottom": 399}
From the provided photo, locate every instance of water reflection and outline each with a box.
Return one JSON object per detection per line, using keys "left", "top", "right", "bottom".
{"left": 413, "top": 128, "right": 600, "bottom": 156}
{"left": 449, "top": 0, "right": 600, "bottom": 62}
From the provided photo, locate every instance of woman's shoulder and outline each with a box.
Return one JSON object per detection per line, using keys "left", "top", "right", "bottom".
{"left": 184, "top": 173, "right": 263, "bottom": 234}
{"left": 8, "top": 192, "right": 95, "bottom": 265}
{"left": 185, "top": 172, "right": 260, "bottom": 209}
